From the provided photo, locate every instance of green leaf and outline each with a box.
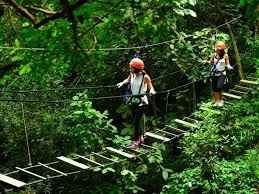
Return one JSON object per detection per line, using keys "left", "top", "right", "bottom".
{"left": 22, "top": 22, "right": 30, "bottom": 27}
{"left": 188, "top": 10, "right": 197, "bottom": 17}
{"left": 14, "top": 39, "right": 20, "bottom": 48}
{"left": 19, "top": 64, "right": 32, "bottom": 75}
{"left": 174, "top": 9, "right": 185, "bottom": 16}
{"left": 11, "top": 55, "right": 23, "bottom": 62}
{"left": 102, "top": 167, "right": 115, "bottom": 174}
{"left": 188, "top": 0, "right": 197, "bottom": 6}
{"left": 73, "top": 111, "right": 84, "bottom": 115}
{"left": 162, "top": 170, "right": 169, "bottom": 180}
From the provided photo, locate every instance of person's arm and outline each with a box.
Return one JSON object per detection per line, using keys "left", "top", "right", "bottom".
{"left": 117, "top": 74, "right": 130, "bottom": 88}
{"left": 144, "top": 75, "right": 156, "bottom": 95}
{"left": 209, "top": 55, "right": 214, "bottom": 64}
{"left": 204, "top": 54, "right": 214, "bottom": 64}
{"left": 224, "top": 54, "right": 233, "bottom": 70}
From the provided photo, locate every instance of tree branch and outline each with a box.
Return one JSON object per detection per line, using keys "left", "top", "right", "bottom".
{"left": 80, "top": 0, "right": 124, "bottom": 38}
{"left": 3, "top": 0, "right": 37, "bottom": 24}
{"left": 59, "top": 0, "right": 82, "bottom": 49}
{"left": 25, "top": 6, "right": 57, "bottom": 16}
{"left": 35, "top": 0, "right": 88, "bottom": 28}
{"left": 3, "top": 0, "right": 88, "bottom": 28}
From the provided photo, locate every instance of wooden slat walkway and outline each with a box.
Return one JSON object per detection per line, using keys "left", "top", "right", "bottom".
{"left": 38, "top": 162, "right": 68, "bottom": 176}
{"left": 0, "top": 80, "right": 255, "bottom": 190}
{"left": 222, "top": 92, "right": 242, "bottom": 100}
{"left": 76, "top": 154, "right": 104, "bottom": 167}
{"left": 16, "top": 167, "right": 47, "bottom": 180}
{"left": 234, "top": 85, "right": 253, "bottom": 91}
{"left": 183, "top": 117, "right": 199, "bottom": 124}
{"left": 57, "top": 156, "right": 90, "bottom": 170}
{"left": 0, "top": 174, "right": 26, "bottom": 188}
{"left": 92, "top": 152, "right": 118, "bottom": 163}
{"left": 175, "top": 119, "right": 198, "bottom": 128}
{"left": 165, "top": 125, "right": 187, "bottom": 134}
{"left": 145, "top": 132, "right": 171, "bottom": 142}
{"left": 240, "top": 79, "right": 258, "bottom": 85}
{"left": 155, "top": 128, "right": 177, "bottom": 136}
{"left": 106, "top": 147, "right": 136, "bottom": 159}
{"left": 229, "top": 89, "right": 247, "bottom": 95}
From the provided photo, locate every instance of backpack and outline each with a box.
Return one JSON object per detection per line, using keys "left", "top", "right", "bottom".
{"left": 127, "top": 72, "right": 145, "bottom": 106}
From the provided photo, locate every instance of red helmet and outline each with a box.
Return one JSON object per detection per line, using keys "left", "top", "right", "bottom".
{"left": 215, "top": 41, "right": 226, "bottom": 50}
{"left": 129, "top": 58, "right": 144, "bottom": 70}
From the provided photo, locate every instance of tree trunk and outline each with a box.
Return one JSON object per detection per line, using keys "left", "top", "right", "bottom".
{"left": 226, "top": 20, "right": 244, "bottom": 80}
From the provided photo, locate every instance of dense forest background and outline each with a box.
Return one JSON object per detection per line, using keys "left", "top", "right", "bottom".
{"left": 0, "top": 0, "right": 258, "bottom": 193}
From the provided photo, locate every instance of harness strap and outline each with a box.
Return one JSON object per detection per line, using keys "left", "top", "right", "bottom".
{"left": 211, "top": 55, "right": 226, "bottom": 76}
{"left": 137, "top": 72, "right": 145, "bottom": 95}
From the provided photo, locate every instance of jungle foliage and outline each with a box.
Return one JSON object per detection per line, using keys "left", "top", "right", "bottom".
{"left": 0, "top": 0, "right": 258, "bottom": 193}
{"left": 162, "top": 92, "right": 259, "bottom": 194}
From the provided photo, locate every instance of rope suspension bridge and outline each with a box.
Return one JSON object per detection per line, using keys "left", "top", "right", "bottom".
{"left": 0, "top": 15, "right": 258, "bottom": 192}
{"left": 0, "top": 78, "right": 257, "bottom": 192}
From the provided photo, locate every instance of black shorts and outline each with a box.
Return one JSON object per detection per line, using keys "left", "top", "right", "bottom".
{"left": 212, "top": 75, "right": 225, "bottom": 92}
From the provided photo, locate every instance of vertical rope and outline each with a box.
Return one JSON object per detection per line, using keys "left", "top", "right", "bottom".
{"left": 143, "top": 113, "right": 146, "bottom": 136}
{"left": 21, "top": 102, "right": 32, "bottom": 166}
{"left": 165, "top": 91, "right": 170, "bottom": 113}
{"left": 226, "top": 20, "right": 244, "bottom": 79}
{"left": 192, "top": 81, "right": 197, "bottom": 112}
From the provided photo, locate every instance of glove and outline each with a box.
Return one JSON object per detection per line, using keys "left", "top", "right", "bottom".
{"left": 117, "top": 82, "right": 124, "bottom": 88}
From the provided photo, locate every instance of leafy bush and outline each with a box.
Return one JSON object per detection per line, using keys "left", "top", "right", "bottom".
{"left": 162, "top": 149, "right": 259, "bottom": 194}
{"left": 161, "top": 92, "right": 259, "bottom": 194}
{"left": 55, "top": 93, "right": 117, "bottom": 154}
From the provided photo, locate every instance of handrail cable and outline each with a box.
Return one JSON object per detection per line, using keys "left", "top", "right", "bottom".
{"left": 0, "top": 16, "right": 241, "bottom": 94}
{"left": 0, "top": 81, "right": 195, "bottom": 104}
{"left": 0, "top": 15, "right": 241, "bottom": 53}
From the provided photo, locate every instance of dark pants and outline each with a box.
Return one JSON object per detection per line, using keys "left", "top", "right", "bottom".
{"left": 212, "top": 75, "right": 225, "bottom": 92}
{"left": 131, "top": 105, "right": 147, "bottom": 140}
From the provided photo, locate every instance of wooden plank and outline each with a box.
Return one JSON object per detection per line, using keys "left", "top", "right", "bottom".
{"left": 106, "top": 147, "right": 136, "bottom": 159}
{"left": 175, "top": 119, "right": 198, "bottom": 128}
{"left": 246, "top": 76, "right": 257, "bottom": 81}
{"left": 222, "top": 92, "right": 242, "bottom": 100}
{"left": 38, "top": 163, "right": 67, "bottom": 176}
{"left": 229, "top": 89, "right": 247, "bottom": 95}
{"left": 183, "top": 117, "right": 199, "bottom": 124}
{"left": 234, "top": 85, "right": 252, "bottom": 91}
{"left": 240, "top": 79, "right": 258, "bottom": 85}
{"left": 0, "top": 174, "right": 26, "bottom": 188}
{"left": 155, "top": 129, "right": 177, "bottom": 136}
{"left": 165, "top": 125, "right": 187, "bottom": 133}
{"left": 247, "top": 76, "right": 256, "bottom": 79}
{"left": 179, "top": 89, "right": 190, "bottom": 93}
{"left": 76, "top": 154, "right": 104, "bottom": 167}
{"left": 92, "top": 152, "right": 118, "bottom": 163}
{"left": 145, "top": 132, "right": 171, "bottom": 142}
{"left": 16, "top": 167, "right": 47, "bottom": 180}
{"left": 57, "top": 156, "right": 89, "bottom": 170}
{"left": 176, "top": 95, "right": 184, "bottom": 100}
